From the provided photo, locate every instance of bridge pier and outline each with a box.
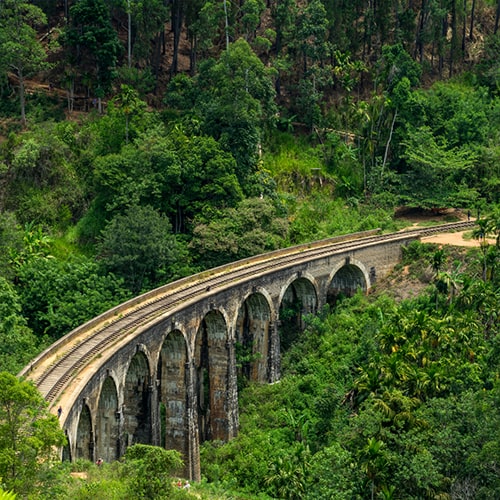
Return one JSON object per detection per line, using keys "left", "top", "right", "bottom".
{"left": 186, "top": 359, "right": 201, "bottom": 481}
{"left": 268, "top": 321, "right": 280, "bottom": 382}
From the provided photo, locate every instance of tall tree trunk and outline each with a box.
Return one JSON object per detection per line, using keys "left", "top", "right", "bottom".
{"left": 223, "top": 0, "right": 230, "bottom": 51}
{"left": 18, "top": 69, "right": 26, "bottom": 128}
{"left": 382, "top": 109, "right": 397, "bottom": 174}
{"left": 449, "top": 0, "right": 457, "bottom": 77}
{"left": 189, "top": 34, "right": 196, "bottom": 76}
{"left": 439, "top": 13, "right": 447, "bottom": 77}
{"left": 170, "top": 0, "right": 184, "bottom": 76}
{"left": 462, "top": 0, "right": 467, "bottom": 55}
{"left": 127, "top": 0, "right": 132, "bottom": 68}
{"left": 415, "top": 0, "right": 427, "bottom": 62}
{"left": 469, "top": 0, "right": 476, "bottom": 39}
{"left": 66, "top": 76, "right": 74, "bottom": 113}
{"left": 495, "top": 0, "right": 500, "bottom": 34}
{"left": 152, "top": 33, "right": 162, "bottom": 92}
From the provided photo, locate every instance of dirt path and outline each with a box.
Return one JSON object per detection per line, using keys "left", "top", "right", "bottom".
{"left": 397, "top": 209, "right": 494, "bottom": 248}
{"left": 421, "top": 228, "right": 494, "bottom": 247}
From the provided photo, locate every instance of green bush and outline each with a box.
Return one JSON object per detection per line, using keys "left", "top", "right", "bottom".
{"left": 121, "top": 445, "right": 183, "bottom": 499}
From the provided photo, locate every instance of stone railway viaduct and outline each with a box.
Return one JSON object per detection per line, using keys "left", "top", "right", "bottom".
{"left": 20, "top": 222, "right": 473, "bottom": 480}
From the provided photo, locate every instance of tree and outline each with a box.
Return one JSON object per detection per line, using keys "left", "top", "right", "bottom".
{"left": 0, "top": 0, "right": 51, "bottom": 126}
{"left": 1, "top": 123, "right": 85, "bottom": 228}
{"left": 376, "top": 43, "right": 422, "bottom": 93}
{"left": 294, "top": 0, "right": 329, "bottom": 74}
{"left": 185, "top": 0, "right": 225, "bottom": 74}
{"left": 0, "top": 213, "right": 22, "bottom": 280}
{"left": 358, "top": 437, "right": 389, "bottom": 500}
{"left": 0, "top": 373, "right": 66, "bottom": 496}
{"left": 171, "top": 133, "right": 245, "bottom": 226}
{"left": 305, "top": 443, "right": 357, "bottom": 499}
{"left": 264, "top": 443, "right": 310, "bottom": 499}
{"left": 91, "top": 125, "right": 244, "bottom": 235}
{"left": 116, "top": 0, "right": 168, "bottom": 72}
{"left": 63, "top": 0, "right": 121, "bottom": 107}
{"left": 241, "top": 0, "right": 266, "bottom": 41}
{"left": 190, "top": 197, "right": 288, "bottom": 268}
{"left": 121, "top": 444, "right": 183, "bottom": 499}
{"left": 476, "top": 33, "right": 500, "bottom": 94}
{"left": 17, "top": 256, "right": 130, "bottom": 339}
{"left": 399, "top": 125, "right": 478, "bottom": 209}
{"left": 109, "top": 84, "right": 146, "bottom": 143}
{"left": 422, "top": 82, "right": 489, "bottom": 148}
{"left": 472, "top": 214, "right": 499, "bottom": 282}
{"left": 97, "top": 205, "right": 179, "bottom": 293}
{"left": 0, "top": 278, "right": 40, "bottom": 374}
{"left": 166, "top": 39, "right": 277, "bottom": 187}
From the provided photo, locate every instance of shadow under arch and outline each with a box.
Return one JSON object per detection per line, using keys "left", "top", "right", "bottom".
{"left": 195, "top": 310, "right": 229, "bottom": 443}
{"left": 327, "top": 259, "right": 369, "bottom": 306}
{"left": 279, "top": 276, "right": 318, "bottom": 352}
{"left": 75, "top": 403, "right": 93, "bottom": 460}
{"left": 123, "top": 350, "right": 151, "bottom": 451}
{"left": 157, "top": 329, "right": 188, "bottom": 458}
{"left": 235, "top": 292, "right": 272, "bottom": 384}
{"left": 96, "top": 376, "right": 120, "bottom": 463}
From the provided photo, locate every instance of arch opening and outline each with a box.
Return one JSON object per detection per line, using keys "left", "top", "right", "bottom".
{"left": 96, "top": 376, "right": 120, "bottom": 462}
{"left": 123, "top": 351, "right": 151, "bottom": 451}
{"left": 75, "top": 404, "right": 93, "bottom": 461}
{"left": 327, "top": 264, "right": 367, "bottom": 306}
{"left": 235, "top": 293, "right": 271, "bottom": 385}
{"left": 195, "top": 311, "right": 229, "bottom": 443}
{"left": 279, "top": 278, "right": 317, "bottom": 352}
{"left": 157, "top": 330, "right": 188, "bottom": 457}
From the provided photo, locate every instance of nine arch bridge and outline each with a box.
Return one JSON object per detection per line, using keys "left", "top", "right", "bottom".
{"left": 20, "top": 222, "right": 473, "bottom": 480}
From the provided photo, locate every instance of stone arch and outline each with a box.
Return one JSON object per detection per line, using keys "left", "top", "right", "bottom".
{"left": 235, "top": 292, "right": 272, "bottom": 383}
{"left": 157, "top": 329, "right": 188, "bottom": 457}
{"left": 95, "top": 376, "right": 120, "bottom": 463}
{"left": 75, "top": 403, "right": 93, "bottom": 460}
{"left": 279, "top": 276, "right": 318, "bottom": 351}
{"left": 327, "top": 258, "right": 369, "bottom": 305}
{"left": 123, "top": 350, "right": 151, "bottom": 450}
{"left": 194, "top": 310, "right": 229, "bottom": 443}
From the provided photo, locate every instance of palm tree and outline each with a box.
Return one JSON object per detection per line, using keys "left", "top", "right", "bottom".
{"left": 264, "top": 444, "right": 310, "bottom": 499}
{"left": 485, "top": 245, "right": 499, "bottom": 282}
{"left": 431, "top": 248, "right": 446, "bottom": 276}
{"left": 358, "top": 437, "right": 388, "bottom": 500}
{"left": 485, "top": 209, "right": 500, "bottom": 248}
{"left": 406, "top": 364, "right": 430, "bottom": 399}
{"left": 111, "top": 85, "right": 145, "bottom": 143}
{"left": 472, "top": 218, "right": 491, "bottom": 281}
{"left": 355, "top": 364, "right": 383, "bottom": 403}
{"left": 436, "top": 264, "right": 463, "bottom": 305}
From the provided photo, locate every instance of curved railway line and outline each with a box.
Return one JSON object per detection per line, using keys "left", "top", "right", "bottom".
{"left": 21, "top": 221, "right": 475, "bottom": 406}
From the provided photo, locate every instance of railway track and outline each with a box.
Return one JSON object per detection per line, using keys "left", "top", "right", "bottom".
{"left": 20, "top": 221, "right": 475, "bottom": 404}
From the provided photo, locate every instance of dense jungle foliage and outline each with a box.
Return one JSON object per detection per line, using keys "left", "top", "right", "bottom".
{"left": 0, "top": 0, "right": 500, "bottom": 498}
